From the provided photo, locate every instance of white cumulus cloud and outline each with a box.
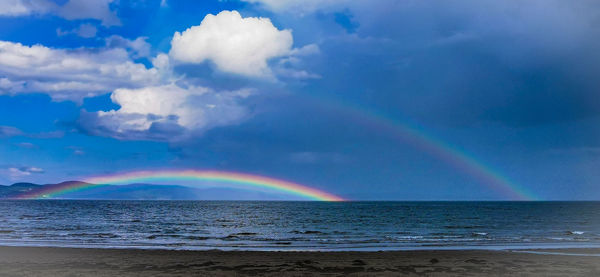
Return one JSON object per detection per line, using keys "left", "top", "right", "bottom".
{"left": 169, "top": 10, "right": 293, "bottom": 78}
{"left": 102, "top": 84, "right": 209, "bottom": 131}
{"left": 80, "top": 84, "right": 251, "bottom": 141}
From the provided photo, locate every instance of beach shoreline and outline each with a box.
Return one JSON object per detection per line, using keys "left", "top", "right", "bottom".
{"left": 1, "top": 246, "right": 598, "bottom": 276}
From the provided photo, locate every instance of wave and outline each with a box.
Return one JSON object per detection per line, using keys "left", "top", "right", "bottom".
{"left": 67, "top": 233, "right": 120, "bottom": 238}
{"left": 290, "top": 230, "right": 325, "bottom": 235}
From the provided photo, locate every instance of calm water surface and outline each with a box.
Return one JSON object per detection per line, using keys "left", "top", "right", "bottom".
{"left": 0, "top": 201, "right": 598, "bottom": 251}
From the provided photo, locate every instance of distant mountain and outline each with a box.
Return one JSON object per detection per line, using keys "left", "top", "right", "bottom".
{"left": 0, "top": 182, "right": 295, "bottom": 200}
{"left": 0, "top": 182, "right": 42, "bottom": 198}
{"left": 0, "top": 181, "right": 93, "bottom": 199}
{"left": 64, "top": 183, "right": 204, "bottom": 200}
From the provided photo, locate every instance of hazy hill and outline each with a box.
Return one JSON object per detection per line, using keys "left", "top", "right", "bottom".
{"left": 0, "top": 182, "right": 293, "bottom": 200}
{"left": 0, "top": 182, "right": 41, "bottom": 198}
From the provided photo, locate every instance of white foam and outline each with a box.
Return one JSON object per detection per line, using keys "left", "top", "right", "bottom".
{"left": 513, "top": 250, "right": 600, "bottom": 257}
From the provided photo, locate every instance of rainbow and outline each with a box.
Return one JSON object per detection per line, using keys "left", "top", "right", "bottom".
{"left": 17, "top": 170, "right": 345, "bottom": 201}
{"left": 304, "top": 96, "right": 537, "bottom": 200}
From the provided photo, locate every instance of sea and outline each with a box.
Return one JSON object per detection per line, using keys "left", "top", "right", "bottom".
{"left": 0, "top": 201, "right": 598, "bottom": 251}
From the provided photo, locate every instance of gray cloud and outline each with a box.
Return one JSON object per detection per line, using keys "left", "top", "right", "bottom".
{"left": 0, "top": 0, "right": 54, "bottom": 16}
{"left": 16, "top": 142, "right": 38, "bottom": 149}
{"left": 1, "top": 166, "right": 45, "bottom": 180}
{"left": 0, "top": 125, "right": 23, "bottom": 138}
{"left": 0, "top": 0, "right": 120, "bottom": 26}
{"left": 0, "top": 125, "right": 63, "bottom": 139}
{"left": 273, "top": 0, "right": 600, "bottom": 126}
{"left": 105, "top": 35, "right": 152, "bottom": 58}
{"left": 57, "top": 23, "right": 98, "bottom": 38}
{"left": 58, "top": 0, "right": 120, "bottom": 27}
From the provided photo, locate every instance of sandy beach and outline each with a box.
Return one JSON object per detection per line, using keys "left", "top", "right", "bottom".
{"left": 0, "top": 246, "right": 598, "bottom": 276}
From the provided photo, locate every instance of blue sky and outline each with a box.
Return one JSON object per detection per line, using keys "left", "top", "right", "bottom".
{"left": 1, "top": 0, "right": 600, "bottom": 200}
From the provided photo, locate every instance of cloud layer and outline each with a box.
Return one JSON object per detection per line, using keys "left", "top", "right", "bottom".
{"left": 0, "top": 41, "right": 160, "bottom": 101}
{"left": 0, "top": 7, "right": 312, "bottom": 140}
{"left": 0, "top": 4, "right": 321, "bottom": 142}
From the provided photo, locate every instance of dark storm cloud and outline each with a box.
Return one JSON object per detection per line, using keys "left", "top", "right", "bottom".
{"left": 292, "top": 0, "right": 600, "bottom": 127}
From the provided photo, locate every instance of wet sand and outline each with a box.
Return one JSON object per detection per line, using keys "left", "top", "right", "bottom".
{"left": 0, "top": 246, "right": 599, "bottom": 276}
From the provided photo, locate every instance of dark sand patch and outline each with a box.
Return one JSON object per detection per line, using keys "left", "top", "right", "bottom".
{"left": 0, "top": 246, "right": 598, "bottom": 276}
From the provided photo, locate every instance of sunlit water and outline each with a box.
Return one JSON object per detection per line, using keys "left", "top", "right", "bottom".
{"left": 0, "top": 201, "right": 598, "bottom": 251}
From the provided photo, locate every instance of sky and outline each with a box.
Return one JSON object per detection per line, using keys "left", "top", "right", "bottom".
{"left": 1, "top": 0, "right": 600, "bottom": 200}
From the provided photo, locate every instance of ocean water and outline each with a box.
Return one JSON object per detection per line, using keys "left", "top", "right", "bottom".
{"left": 0, "top": 201, "right": 598, "bottom": 251}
